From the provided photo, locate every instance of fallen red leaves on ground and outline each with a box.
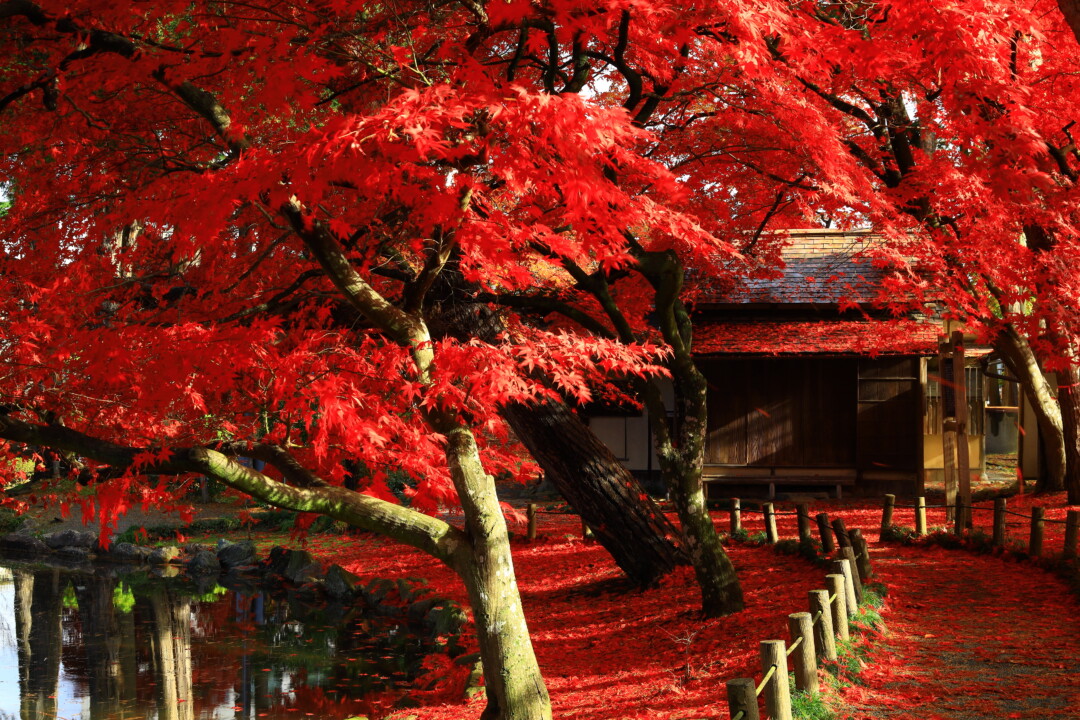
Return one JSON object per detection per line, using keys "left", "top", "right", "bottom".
{"left": 298, "top": 491, "right": 1080, "bottom": 719}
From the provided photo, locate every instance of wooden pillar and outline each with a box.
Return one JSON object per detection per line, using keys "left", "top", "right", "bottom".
{"left": 915, "top": 496, "right": 927, "bottom": 536}
{"left": 880, "top": 494, "right": 895, "bottom": 541}
{"left": 763, "top": 503, "right": 779, "bottom": 544}
{"left": 759, "top": 640, "right": 792, "bottom": 720}
{"left": 850, "top": 529, "right": 872, "bottom": 581}
{"left": 787, "top": 612, "right": 818, "bottom": 694}
{"left": 831, "top": 518, "right": 852, "bottom": 549}
{"left": 526, "top": 504, "right": 537, "bottom": 542}
{"left": 815, "top": 513, "right": 835, "bottom": 553}
{"left": 726, "top": 678, "right": 760, "bottom": 720}
{"left": 992, "top": 497, "right": 1007, "bottom": 546}
{"left": 1029, "top": 506, "right": 1044, "bottom": 557}
{"left": 1065, "top": 510, "right": 1080, "bottom": 562}
{"left": 730, "top": 498, "right": 742, "bottom": 535}
{"left": 951, "top": 330, "right": 971, "bottom": 524}
{"left": 797, "top": 504, "right": 812, "bottom": 544}
{"left": 826, "top": 574, "right": 849, "bottom": 641}
{"left": 940, "top": 339, "right": 958, "bottom": 523}
{"left": 809, "top": 590, "right": 837, "bottom": 661}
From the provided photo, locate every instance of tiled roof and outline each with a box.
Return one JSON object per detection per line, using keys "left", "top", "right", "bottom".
{"left": 693, "top": 317, "right": 941, "bottom": 356}
{"left": 705, "top": 230, "right": 891, "bottom": 305}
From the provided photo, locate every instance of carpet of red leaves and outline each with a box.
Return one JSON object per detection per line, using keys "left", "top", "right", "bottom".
{"left": 301, "top": 491, "right": 1080, "bottom": 720}
{"left": 840, "top": 543, "right": 1080, "bottom": 720}
{"left": 316, "top": 509, "right": 833, "bottom": 720}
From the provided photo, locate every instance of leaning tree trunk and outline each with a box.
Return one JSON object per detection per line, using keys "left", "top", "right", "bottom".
{"left": 994, "top": 324, "right": 1067, "bottom": 492}
{"left": 1057, "top": 363, "right": 1080, "bottom": 503}
{"left": 502, "top": 398, "right": 689, "bottom": 586}
{"left": 437, "top": 300, "right": 689, "bottom": 587}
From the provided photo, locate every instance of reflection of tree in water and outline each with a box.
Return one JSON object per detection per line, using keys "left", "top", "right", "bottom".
{"left": 141, "top": 590, "right": 194, "bottom": 720}
{"left": 14, "top": 568, "right": 61, "bottom": 720}
{"left": 0, "top": 562, "right": 433, "bottom": 720}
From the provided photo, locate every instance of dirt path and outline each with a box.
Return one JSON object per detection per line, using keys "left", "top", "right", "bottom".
{"left": 842, "top": 544, "right": 1080, "bottom": 719}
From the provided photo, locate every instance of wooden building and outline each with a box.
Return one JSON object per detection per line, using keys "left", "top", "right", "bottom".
{"left": 588, "top": 229, "right": 1008, "bottom": 498}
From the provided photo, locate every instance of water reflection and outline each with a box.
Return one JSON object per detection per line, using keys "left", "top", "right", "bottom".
{"left": 0, "top": 560, "right": 427, "bottom": 720}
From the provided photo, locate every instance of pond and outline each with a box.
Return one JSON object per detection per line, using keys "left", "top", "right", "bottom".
{"left": 0, "top": 557, "right": 433, "bottom": 719}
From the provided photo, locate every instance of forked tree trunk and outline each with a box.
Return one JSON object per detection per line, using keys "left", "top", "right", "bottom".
{"left": 994, "top": 324, "right": 1067, "bottom": 492}
{"left": 502, "top": 398, "right": 689, "bottom": 586}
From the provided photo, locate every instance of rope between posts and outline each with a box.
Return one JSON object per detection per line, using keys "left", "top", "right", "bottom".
{"left": 755, "top": 664, "right": 777, "bottom": 696}
{"left": 889, "top": 502, "right": 1070, "bottom": 524}
{"left": 785, "top": 635, "right": 803, "bottom": 656}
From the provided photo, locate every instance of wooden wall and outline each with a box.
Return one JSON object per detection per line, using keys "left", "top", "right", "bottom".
{"left": 701, "top": 356, "right": 921, "bottom": 472}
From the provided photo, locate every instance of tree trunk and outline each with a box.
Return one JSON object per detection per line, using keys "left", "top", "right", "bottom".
{"left": 644, "top": 356, "right": 744, "bottom": 617}
{"left": 1058, "top": 363, "right": 1080, "bottom": 503}
{"left": 994, "top": 324, "right": 1066, "bottom": 492}
{"left": 502, "top": 398, "right": 688, "bottom": 586}
{"left": 438, "top": 300, "right": 689, "bottom": 587}
{"left": 441, "top": 421, "right": 552, "bottom": 720}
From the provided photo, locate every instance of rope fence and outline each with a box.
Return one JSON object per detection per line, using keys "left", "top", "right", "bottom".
{"left": 725, "top": 559, "right": 861, "bottom": 720}
{"left": 880, "top": 494, "right": 1080, "bottom": 559}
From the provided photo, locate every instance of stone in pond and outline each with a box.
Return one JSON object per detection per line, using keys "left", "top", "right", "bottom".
{"left": 43, "top": 529, "right": 96, "bottom": 550}
{"left": 267, "top": 546, "right": 320, "bottom": 584}
{"left": 187, "top": 549, "right": 221, "bottom": 575}
{"left": 1, "top": 532, "right": 48, "bottom": 554}
{"left": 107, "top": 542, "right": 152, "bottom": 563}
{"left": 324, "top": 564, "right": 361, "bottom": 600}
{"left": 149, "top": 546, "right": 181, "bottom": 565}
{"left": 216, "top": 539, "right": 257, "bottom": 569}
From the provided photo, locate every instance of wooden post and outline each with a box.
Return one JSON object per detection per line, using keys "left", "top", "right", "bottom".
{"left": 759, "top": 640, "right": 793, "bottom": 720}
{"left": 832, "top": 557, "right": 859, "bottom": 610}
{"left": 849, "top": 529, "right": 872, "bottom": 581}
{"left": 809, "top": 590, "right": 837, "bottom": 661}
{"left": 726, "top": 678, "right": 760, "bottom": 720}
{"left": 826, "top": 574, "right": 850, "bottom": 641}
{"left": 815, "top": 513, "right": 835, "bottom": 553}
{"left": 1029, "top": 506, "right": 1044, "bottom": 557}
{"left": 787, "top": 612, "right": 819, "bottom": 694}
{"left": 953, "top": 497, "right": 966, "bottom": 537}
{"left": 952, "top": 330, "right": 971, "bottom": 524}
{"left": 915, "top": 496, "right": 927, "bottom": 536}
{"left": 527, "top": 503, "right": 537, "bottom": 541}
{"left": 763, "top": 503, "right": 779, "bottom": 544}
{"left": 831, "top": 517, "right": 852, "bottom": 549}
{"left": 992, "top": 497, "right": 1007, "bottom": 546}
{"left": 841, "top": 547, "right": 864, "bottom": 605}
{"left": 730, "top": 498, "right": 743, "bottom": 535}
{"left": 880, "top": 494, "right": 895, "bottom": 541}
{"left": 797, "top": 503, "right": 812, "bottom": 544}
{"left": 1065, "top": 510, "right": 1080, "bottom": 562}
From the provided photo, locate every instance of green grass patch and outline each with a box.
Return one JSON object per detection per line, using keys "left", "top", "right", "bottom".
{"left": 791, "top": 683, "right": 836, "bottom": 720}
